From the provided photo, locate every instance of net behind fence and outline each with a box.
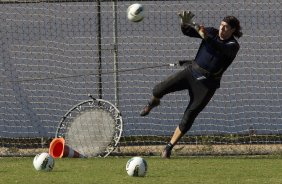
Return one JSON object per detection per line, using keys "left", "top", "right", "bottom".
{"left": 0, "top": 0, "right": 281, "bottom": 156}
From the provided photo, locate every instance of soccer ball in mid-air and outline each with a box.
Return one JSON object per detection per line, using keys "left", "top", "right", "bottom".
{"left": 127, "top": 3, "right": 144, "bottom": 22}
{"left": 126, "top": 156, "right": 148, "bottom": 177}
{"left": 33, "top": 152, "right": 55, "bottom": 171}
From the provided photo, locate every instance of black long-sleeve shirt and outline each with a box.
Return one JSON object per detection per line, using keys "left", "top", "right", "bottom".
{"left": 181, "top": 24, "right": 240, "bottom": 88}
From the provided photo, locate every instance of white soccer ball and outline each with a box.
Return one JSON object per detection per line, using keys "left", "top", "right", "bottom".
{"left": 33, "top": 152, "right": 55, "bottom": 171}
{"left": 127, "top": 3, "right": 144, "bottom": 22}
{"left": 126, "top": 156, "right": 148, "bottom": 177}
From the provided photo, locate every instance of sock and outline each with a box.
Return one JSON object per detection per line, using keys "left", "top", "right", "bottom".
{"left": 165, "top": 142, "right": 174, "bottom": 151}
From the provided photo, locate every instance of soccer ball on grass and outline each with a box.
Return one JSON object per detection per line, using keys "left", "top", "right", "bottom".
{"left": 126, "top": 156, "right": 148, "bottom": 177}
{"left": 33, "top": 152, "right": 55, "bottom": 171}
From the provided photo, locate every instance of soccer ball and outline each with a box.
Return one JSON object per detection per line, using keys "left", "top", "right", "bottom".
{"left": 126, "top": 157, "right": 148, "bottom": 177}
{"left": 33, "top": 152, "right": 55, "bottom": 171}
{"left": 127, "top": 3, "right": 144, "bottom": 22}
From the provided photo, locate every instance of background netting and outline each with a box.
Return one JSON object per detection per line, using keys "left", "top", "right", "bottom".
{"left": 0, "top": 0, "right": 281, "bottom": 156}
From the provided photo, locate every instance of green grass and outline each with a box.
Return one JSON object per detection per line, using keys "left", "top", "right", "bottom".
{"left": 0, "top": 156, "right": 282, "bottom": 184}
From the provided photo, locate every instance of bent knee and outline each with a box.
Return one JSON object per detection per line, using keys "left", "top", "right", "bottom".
{"left": 178, "top": 121, "right": 193, "bottom": 134}
{"left": 152, "top": 84, "right": 163, "bottom": 99}
{"left": 178, "top": 109, "right": 200, "bottom": 133}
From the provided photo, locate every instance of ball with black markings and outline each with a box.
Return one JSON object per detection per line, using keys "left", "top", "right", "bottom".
{"left": 33, "top": 152, "right": 55, "bottom": 171}
{"left": 126, "top": 156, "right": 148, "bottom": 177}
{"left": 127, "top": 3, "right": 144, "bottom": 22}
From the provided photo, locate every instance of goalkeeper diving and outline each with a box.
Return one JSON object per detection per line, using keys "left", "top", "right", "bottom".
{"left": 140, "top": 11, "right": 243, "bottom": 158}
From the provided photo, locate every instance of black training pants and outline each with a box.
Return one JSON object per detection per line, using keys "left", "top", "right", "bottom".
{"left": 152, "top": 65, "right": 216, "bottom": 134}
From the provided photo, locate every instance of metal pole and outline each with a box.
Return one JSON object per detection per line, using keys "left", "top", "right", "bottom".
{"left": 113, "top": 0, "right": 119, "bottom": 108}
{"left": 97, "top": 0, "right": 102, "bottom": 99}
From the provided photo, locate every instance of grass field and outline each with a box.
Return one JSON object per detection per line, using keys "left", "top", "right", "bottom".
{"left": 0, "top": 156, "right": 282, "bottom": 184}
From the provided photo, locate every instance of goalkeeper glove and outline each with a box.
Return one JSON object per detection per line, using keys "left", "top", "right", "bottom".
{"left": 178, "top": 10, "right": 195, "bottom": 25}
{"left": 178, "top": 10, "right": 207, "bottom": 39}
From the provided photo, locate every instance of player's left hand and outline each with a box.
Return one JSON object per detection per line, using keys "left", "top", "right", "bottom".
{"left": 178, "top": 10, "right": 195, "bottom": 25}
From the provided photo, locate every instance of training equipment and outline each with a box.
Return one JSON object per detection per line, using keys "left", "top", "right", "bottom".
{"left": 127, "top": 3, "right": 144, "bottom": 22}
{"left": 33, "top": 152, "right": 55, "bottom": 171}
{"left": 126, "top": 157, "right": 148, "bottom": 177}
{"left": 0, "top": 1, "right": 281, "bottom": 157}
{"left": 49, "top": 137, "right": 85, "bottom": 158}
{"left": 55, "top": 96, "right": 123, "bottom": 157}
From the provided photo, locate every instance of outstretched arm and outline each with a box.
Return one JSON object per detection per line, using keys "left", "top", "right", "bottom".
{"left": 178, "top": 10, "right": 207, "bottom": 39}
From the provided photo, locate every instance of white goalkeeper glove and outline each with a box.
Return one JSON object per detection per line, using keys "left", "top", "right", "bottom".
{"left": 178, "top": 10, "right": 207, "bottom": 39}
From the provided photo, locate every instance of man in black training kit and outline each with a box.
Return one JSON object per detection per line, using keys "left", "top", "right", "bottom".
{"left": 140, "top": 11, "right": 243, "bottom": 158}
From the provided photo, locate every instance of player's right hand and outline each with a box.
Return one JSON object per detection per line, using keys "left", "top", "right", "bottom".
{"left": 178, "top": 10, "right": 195, "bottom": 25}
{"left": 198, "top": 25, "right": 207, "bottom": 39}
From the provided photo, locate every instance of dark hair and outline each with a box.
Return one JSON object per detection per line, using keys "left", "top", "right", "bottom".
{"left": 222, "top": 16, "right": 243, "bottom": 38}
